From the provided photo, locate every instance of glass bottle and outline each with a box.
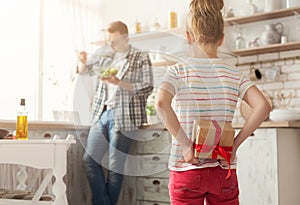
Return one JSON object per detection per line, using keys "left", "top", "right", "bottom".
{"left": 16, "top": 98, "right": 28, "bottom": 140}
{"left": 235, "top": 28, "right": 246, "bottom": 50}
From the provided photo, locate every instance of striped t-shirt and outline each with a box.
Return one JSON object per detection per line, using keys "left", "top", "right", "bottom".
{"left": 160, "top": 58, "right": 253, "bottom": 171}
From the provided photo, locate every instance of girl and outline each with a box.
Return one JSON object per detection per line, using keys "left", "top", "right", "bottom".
{"left": 155, "top": 0, "right": 271, "bottom": 204}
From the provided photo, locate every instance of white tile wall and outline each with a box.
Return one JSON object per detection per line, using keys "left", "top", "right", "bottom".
{"left": 236, "top": 49, "right": 300, "bottom": 123}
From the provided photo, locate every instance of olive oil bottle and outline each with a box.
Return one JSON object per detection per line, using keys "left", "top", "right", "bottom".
{"left": 16, "top": 98, "right": 28, "bottom": 140}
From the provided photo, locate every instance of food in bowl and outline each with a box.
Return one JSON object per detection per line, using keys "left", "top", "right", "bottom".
{"left": 101, "top": 67, "right": 118, "bottom": 77}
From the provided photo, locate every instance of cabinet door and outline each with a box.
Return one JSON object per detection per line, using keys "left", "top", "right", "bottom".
{"left": 236, "top": 129, "right": 278, "bottom": 205}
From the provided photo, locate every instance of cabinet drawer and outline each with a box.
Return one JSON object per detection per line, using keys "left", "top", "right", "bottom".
{"left": 148, "top": 170, "right": 169, "bottom": 178}
{"left": 136, "top": 130, "right": 171, "bottom": 154}
{"left": 137, "top": 200, "right": 170, "bottom": 205}
{"left": 137, "top": 178, "right": 170, "bottom": 202}
{"left": 136, "top": 154, "right": 169, "bottom": 177}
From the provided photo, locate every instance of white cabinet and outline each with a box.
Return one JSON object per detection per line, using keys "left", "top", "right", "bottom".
{"left": 116, "top": 127, "right": 172, "bottom": 205}
{"left": 236, "top": 128, "right": 300, "bottom": 205}
{"left": 135, "top": 128, "right": 171, "bottom": 205}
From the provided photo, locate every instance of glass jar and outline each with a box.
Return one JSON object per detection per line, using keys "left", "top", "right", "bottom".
{"left": 168, "top": 10, "right": 177, "bottom": 29}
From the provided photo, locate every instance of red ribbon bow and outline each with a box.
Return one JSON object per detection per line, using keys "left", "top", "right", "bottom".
{"left": 194, "top": 144, "right": 232, "bottom": 179}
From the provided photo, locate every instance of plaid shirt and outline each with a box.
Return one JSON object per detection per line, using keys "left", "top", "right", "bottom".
{"left": 91, "top": 46, "right": 153, "bottom": 131}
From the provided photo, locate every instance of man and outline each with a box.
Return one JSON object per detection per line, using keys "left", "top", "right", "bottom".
{"left": 80, "top": 21, "right": 153, "bottom": 205}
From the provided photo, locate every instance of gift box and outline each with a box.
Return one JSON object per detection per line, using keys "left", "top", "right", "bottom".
{"left": 192, "top": 120, "right": 235, "bottom": 160}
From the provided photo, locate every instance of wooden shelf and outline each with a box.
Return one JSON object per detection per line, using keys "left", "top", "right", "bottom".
{"left": 129, "top": 27, "right": 184, "bottom": 42}
{"left": 232, "top": 41, "right": 300, "bottom": 56}
{"left": 225, "top": 6, "right": 300, "bottom": 26}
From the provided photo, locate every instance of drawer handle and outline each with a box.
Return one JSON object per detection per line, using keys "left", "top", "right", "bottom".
{"left": 152, "top": 180, "right": 160, "bottom": 185}
{"left": 152, "top": 156, "right": 160, "bottom": 161}
{"left": 152, "top": 132, "right": 160, "bottom": 138}
{"left": 43, "top": 133, "right": 52, "bottom": 138}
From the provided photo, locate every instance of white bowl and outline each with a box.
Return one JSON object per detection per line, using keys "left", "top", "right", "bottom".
{"left": 269, "top": 113, "right": 300, "bottom": 122}
{"left": 271, "top": 109, "right": 297, "bottom": 114}
{"left": 270, "top": 112, "right": 300, "bottom": 118}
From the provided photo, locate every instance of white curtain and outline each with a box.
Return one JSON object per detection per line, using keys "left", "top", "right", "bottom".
{"left": 42, "top": 0, "right": 104, "bottom": 124}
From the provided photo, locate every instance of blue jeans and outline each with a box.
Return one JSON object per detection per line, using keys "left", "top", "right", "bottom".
{"left": 83, "top": 109, "right": 132, "bottom": 205}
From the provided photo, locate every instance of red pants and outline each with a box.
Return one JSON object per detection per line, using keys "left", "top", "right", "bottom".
{"left": 169, "top": 166, "right": 239, "bottom": 205}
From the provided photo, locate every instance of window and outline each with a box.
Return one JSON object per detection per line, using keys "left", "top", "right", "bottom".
{"left": 0, "top": 0, "right": 103, "bottom": 123}
{"left": 0, "top": 1, "right": 40, "bottom": 120}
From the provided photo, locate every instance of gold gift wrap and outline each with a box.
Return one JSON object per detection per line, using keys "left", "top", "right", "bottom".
{"left": 192, "top": 120, "right": 235, "bottom": 159}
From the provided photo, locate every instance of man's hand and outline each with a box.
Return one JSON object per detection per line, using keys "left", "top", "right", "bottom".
{"left": 101, "top": 76, "right": 121, "bottom": 86}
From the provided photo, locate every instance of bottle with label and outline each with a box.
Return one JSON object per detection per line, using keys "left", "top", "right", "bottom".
{"left": 16, "top": 98, "right": 28, "bottom": 140}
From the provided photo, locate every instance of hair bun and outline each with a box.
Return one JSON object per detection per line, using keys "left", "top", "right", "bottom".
{"left": 190, "top": 0, "right": 224, "bottom": 17}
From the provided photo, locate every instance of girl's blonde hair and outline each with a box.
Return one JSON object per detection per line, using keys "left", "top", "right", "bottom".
{"left": 188, "top": 0, "right": 224, "bottom": 45}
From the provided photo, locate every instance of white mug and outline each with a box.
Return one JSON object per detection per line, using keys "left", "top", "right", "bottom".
{"left": 265, "top": 66, "right": 280, "bottom": 81}
{"left": 281, "top": 36, "right": 288, "bottom": 44}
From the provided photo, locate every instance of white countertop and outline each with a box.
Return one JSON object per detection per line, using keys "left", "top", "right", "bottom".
{"left": 1, "top": 120, "right": 300, "bottom": 131}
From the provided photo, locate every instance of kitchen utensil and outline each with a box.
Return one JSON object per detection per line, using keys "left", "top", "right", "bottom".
{"left": 240, "top": 91, "right": 272, "bottom": 120}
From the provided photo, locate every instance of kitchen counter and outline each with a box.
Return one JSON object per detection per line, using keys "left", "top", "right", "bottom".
{"left": 233, "top": 120, "right": 300, "bottom": 129}
{"left": 0, "top": 120, "right": 89, "bottom": 131}
{"left": 2, "top": 120, "right": 300, "bottom": 131}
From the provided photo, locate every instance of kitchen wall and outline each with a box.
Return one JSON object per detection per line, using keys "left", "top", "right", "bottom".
{"left": 100, "top": 0, "right": 300, "bottom": 123}
{"left": 234, "top": 51, "right": 300, "bottom": 123}
{"left": 100, "top": 0, "right": 189, "bottom": 32}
